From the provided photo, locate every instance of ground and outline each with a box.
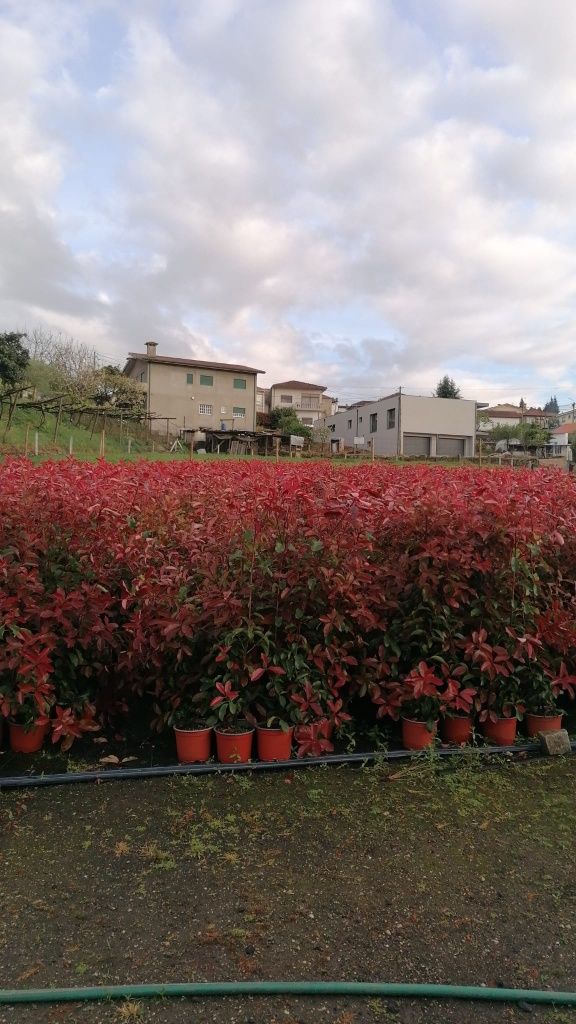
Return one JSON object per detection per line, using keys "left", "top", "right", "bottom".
{"left": 1, "top": 756, "right": 575, "bottom": 1024}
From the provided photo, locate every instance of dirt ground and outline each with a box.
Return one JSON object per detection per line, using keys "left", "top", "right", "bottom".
{"left": 1, "top": 754, "right": 575, "bottom": 1024}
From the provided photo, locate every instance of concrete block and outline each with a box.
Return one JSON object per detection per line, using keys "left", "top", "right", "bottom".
{"left": 539, "top": 729, "right": 571, "bottom": 756}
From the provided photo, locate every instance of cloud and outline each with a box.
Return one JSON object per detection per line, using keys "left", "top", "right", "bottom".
{"left": 1, "top": 0, "right": 576, "bottom": 405}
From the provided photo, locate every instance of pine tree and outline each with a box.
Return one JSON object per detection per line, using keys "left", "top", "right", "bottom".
{"left": 434, "top": 376, "right": 460, "bottom": 399}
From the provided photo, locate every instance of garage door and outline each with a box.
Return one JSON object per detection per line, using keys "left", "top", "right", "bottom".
{"left": 437, "top": 436, "right": 465, "bottom": 457}
{"left": 403, "top": 434, "right": 431, "bottom": 456}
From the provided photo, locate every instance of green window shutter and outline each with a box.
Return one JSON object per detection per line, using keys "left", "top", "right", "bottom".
{"left": 186, "top": 373, "right": 194, "bottom": 384}
{"left": 233, "top": 378, "right": 247, "bottom": 389}
{"left": 200, "top": 374, "right": 213, "bottom": 386}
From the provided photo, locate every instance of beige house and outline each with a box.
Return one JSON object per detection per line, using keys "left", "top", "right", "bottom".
{"left": 320, "top": 392, "right": 477, "bottom": 457}
{"left": 259, "top": 381, "right": 337, "bottom": 426}
{"left": 481, "top": 403, "right": 552, "bottom": 429}
{"left": 123, "top": 343, "right": 263, "bottom": 434}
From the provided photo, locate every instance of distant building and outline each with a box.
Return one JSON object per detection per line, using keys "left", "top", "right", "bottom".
{"left": 259, "top": 381, "right": 338, "bottom": 426}
{"left": 319, "top": 392, "right": 477, "bottom": 457}
{"left": 481, "top": 404, "right": 552, "bottom": 429}
{"left": 550, "top": 423, "right": 576, "bottom": 452}
{"left": 123, "top": 342, "right": 264, "bottom": 434}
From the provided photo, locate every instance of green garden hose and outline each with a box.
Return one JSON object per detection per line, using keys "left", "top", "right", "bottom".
{"left": 1, "top": 981, "right": 575, "bottom": 1005}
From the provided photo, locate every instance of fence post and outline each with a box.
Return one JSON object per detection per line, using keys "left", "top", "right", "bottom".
{"left": 34, "top": 431, "right": 39, "bottom": 457}
{"left": 24, "top": 423, "right": 30, "bottom": 457}
{"left": 69, "top": 436, "right": 73, "bottom": 456}
{"left": 99, "top": 429, "right": 105, "bottom": 458}
{"left": 128, "top": 437, "right": 132, "bottom": 455}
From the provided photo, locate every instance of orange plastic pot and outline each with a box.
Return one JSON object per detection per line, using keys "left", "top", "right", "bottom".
{"left": 481, "top": 716, "right": 517, "bottom": 746}
{"left": 174, "top": 726, "right": 212, "bottom": 763}
{"left": 401, "top": 718, "right": 437, "bottom": 750}
{"left": 256, "top": 726, "right": 293, "bottom": 762}
{"left": 215, "top": 728, "right": 254, "bottom": 764}
{"left": 9, "top": 721, "right": 49, "bottom": 754}
{"left": 525, "top": 713, "right": 563, "bottom": 737}
{"left": 442, "top": 715, "right": 473, "bottom": 745}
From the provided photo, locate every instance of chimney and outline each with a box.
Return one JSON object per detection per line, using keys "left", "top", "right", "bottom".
{"left": 146, "top": 341, "right": 158, "bottom": 357}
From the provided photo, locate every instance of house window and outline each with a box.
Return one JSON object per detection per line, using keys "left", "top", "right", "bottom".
{"left": 280, "top": 394, "right": 293, "bottom": 404}
{"left": 233, "top": 378, "right": 247, "bottom": 390}
{"left": 301, "top": 417, "right": 314, "bottom": 425}
{"left": 347, "top": 419, "right": 352, "bottom": 429}
{"left": 139, "top": 371, "right": 145, "bottom": 382}
{"left": 186, "top": 373, "right": 194, "bottom": 384}
{"left": 200, "top": 374, "right": 213, "bottom": 386}
{"left": 329, "top": 424, "right": 335, "bottom": 432}
{"left": 199, "top": 404, "right": 213, "bottom": 415}
{"left": 387, "top": 408, "right": 396, "bottom": 429}
{"left": 233, "top": 407, "right": 246, "bottom": 418}
{"left": 359, "top": 416, "right": 363, "bottom": 423}
{"left": 370, "top": 413, "right": 378, "bottom": 433}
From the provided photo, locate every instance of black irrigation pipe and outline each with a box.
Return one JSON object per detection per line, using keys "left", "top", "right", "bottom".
{"left": 2, "top": 740, "right": 571, "bottom": 791}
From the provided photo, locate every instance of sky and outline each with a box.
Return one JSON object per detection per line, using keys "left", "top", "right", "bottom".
{"left": 2, "top": 0, "right": 576, "bottom": 408}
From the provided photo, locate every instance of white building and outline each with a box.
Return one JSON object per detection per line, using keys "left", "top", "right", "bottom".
{"left": 319, "top": 392, "right": 477, "bottom": 458}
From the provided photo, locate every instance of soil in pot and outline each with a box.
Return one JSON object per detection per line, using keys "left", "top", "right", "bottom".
{"left": 174, "top": 725, "right": 212, "bottom": 763}
{"left": 256, "top": 726, "right": 293, "bottom": 762}
{"left": 9, "top": 721, "right": 49, "bottom": 754}
{"left": 215, "top": 726, "right": 254, "bottom": 764}
{"left": 401, "top": 718, "right": 437, "bottom": 750}
{"left": 442, "top": 715, "right": 473, "bottom": 745}
{"left": 481, "top": 716, "right": 517, "bottom": 746}
{"left": 525, "top": 713, "right": 563, "bottom": 737}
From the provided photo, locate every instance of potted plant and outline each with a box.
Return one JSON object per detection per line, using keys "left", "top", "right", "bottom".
{"left": 208, "top": 680, "right": 255, "bottom": 764}
{"left": 464, "top": 629, "right": 523, "bottom": 745}
{"left": 5, "top": 694, "right": 51, "bottom": 754}
{"left": 441, "top": 671, "right": 477, "bottom": 745}
{"left": 398, "top": 663, "right": 446, "bottom": 750}
{"left": 290, "top": 680, "right": 335, "bottom": 757}
{"left": 523, "top": 663, "right": 576, "bottom": 736}
{"left": 171, "top": 696, "right": 212, "bottom": 763}
{"left": 478, "top": 680, "right": 524, "bottom": 746}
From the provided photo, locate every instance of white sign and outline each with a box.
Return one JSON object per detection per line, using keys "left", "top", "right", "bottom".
{"left": 290, "top": 434, "right": 305, "bottom": 447}
{"left": 353, "top": 436, "right": 365, "bottom": 445}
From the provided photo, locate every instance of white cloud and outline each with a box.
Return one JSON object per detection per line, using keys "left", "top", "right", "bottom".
{"left": 1, "top": 0, "right": 576, "bottom": 405}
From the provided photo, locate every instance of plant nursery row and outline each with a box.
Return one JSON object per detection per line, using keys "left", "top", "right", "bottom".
{"left": 1, "top": 458, "right": 575, "bottom": 761}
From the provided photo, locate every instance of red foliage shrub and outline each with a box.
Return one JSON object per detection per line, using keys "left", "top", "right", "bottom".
{"left": 0, "top": 458, "right": 575, "bottom": 749}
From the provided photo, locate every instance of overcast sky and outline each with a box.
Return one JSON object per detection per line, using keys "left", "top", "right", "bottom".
{"left": 2, "top": 0, "right": 576, "bottom": 407}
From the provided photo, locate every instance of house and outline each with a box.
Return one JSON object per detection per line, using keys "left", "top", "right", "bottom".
{"left": 260, "top": 381, "right": 338, "bottom": 426}
{"left": 481, "top": 404, "right": 552, "bottom": 429}
{"left": 559, "top": 407, "right": 576, "bottom": 424}
{"left": 550, "top": 423, "right": 576, "bottom": 453}
{"left": 319, "top": 392, "right": 477, "bottom": 457}
{"left": 123, "top": 342, "right": 264, "bottom": 434}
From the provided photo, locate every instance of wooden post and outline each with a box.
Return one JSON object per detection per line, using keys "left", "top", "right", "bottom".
{"left": 34, "top": 431, "right": 39, "bottom": 457}
{"left": 128, "top": 437, "right": 132, "bottom": 455}
{"left": 69, "top": 435, "right": 73, "bottom": 456}
{"left": 371, "top": 438, "right": 375, "bottom": 462}
{"left": 119, "top": 412, "right": 123, "bottom": 437}
{"left": 99, "top": 429, "right": 105, "bottom": 458}
{"left": 275, "top": 437, "right": 280, "bottom": 463}
{"left": 53, "top": 397, "right": 63, "bottom": 442}
{"left": 24, "top": 423, "right": 30, "bottom": 457}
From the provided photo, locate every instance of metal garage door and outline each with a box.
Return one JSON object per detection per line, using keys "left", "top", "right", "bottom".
{"left": 437, "top": 436, "right": 465, "bottom": 457}
{"left": 403, "top": 434, "right": 431, "bottom": 456}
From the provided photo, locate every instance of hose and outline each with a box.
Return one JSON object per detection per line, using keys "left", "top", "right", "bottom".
{"left": 0, "top": 740, "right": 555, "bottom": 791}
{"left": 0, "top": 980, "right": 575, "bottom": 1006}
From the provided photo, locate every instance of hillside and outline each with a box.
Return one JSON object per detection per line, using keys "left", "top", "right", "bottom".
{"left": 0, "top": 405, "right": 187, "bottom": 462}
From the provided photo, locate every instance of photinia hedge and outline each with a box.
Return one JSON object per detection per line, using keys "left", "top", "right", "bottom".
{"left": 0, "top": 458, "right": 575, "bottom": 753}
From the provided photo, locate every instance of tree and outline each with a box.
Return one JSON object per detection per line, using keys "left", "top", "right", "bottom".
{"left": 433, "top": 376, "right": 460, "bottom": 399}
{"left": 0, "top": 332, "right": 29, "bottom": 388}
{"left": 544, "top": 395, "right": 559, "bottom": 414}
{"left": 269, "top": 406, "right": 313, "bottom": 440}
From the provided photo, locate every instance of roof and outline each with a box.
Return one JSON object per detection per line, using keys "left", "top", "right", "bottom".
{"left": 124, "top": 353, "right": 264, "bottom": 374}
{"left": 551, "top": 422, "right": 576, "bottom": 435}
{"left": 485, "top": 404, "right": 548, "bottom": 418}
{"left": 271, "top": 380, "right": 326, "bottom": 391}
